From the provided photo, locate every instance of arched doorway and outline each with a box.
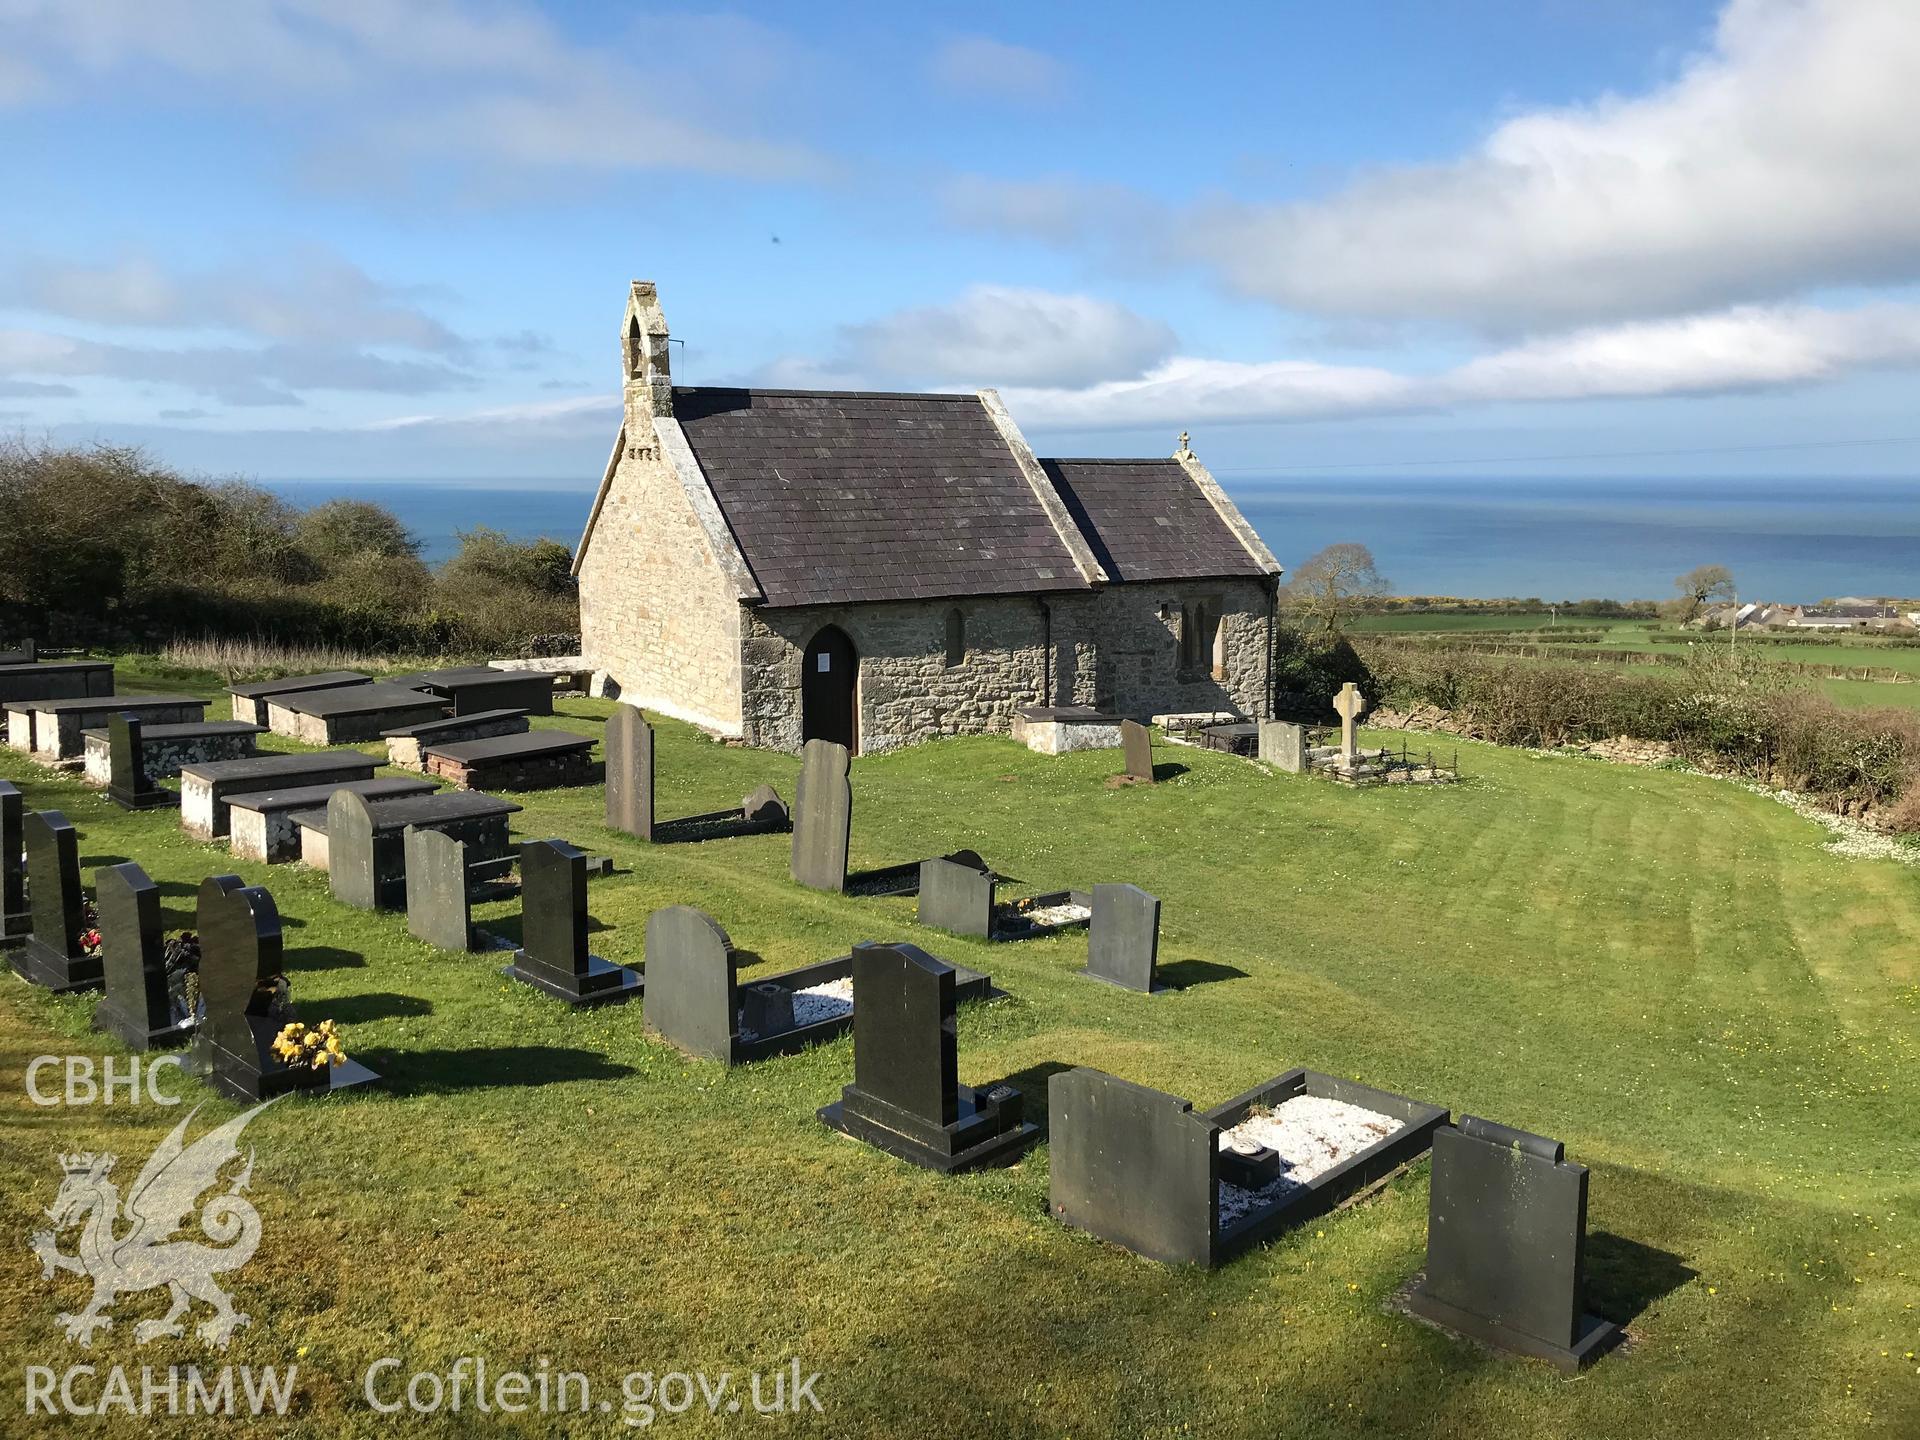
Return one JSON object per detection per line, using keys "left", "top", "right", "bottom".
{"left": 802, "top": 625, "right": 858, "bottom": 752}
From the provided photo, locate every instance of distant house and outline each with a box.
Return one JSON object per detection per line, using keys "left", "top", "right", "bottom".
{"left": 572, "top": 282, "right": 1283, "bottom": 754}
{"left": 1789, "top": 602, "right": 1904, "bottom": 631}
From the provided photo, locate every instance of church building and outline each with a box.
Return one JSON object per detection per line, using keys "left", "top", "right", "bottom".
{"left": 573, "top": 281, "right": 1283, "bottom": 754}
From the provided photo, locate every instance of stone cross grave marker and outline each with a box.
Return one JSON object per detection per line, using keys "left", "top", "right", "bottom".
{"left": 9, "top": 810, "right": 97, "bottom": 993}
{"left": 817, "top": 941, "right": 1038, "bottom": 1174}
{"left": 604, "top": 703, "right": 654, "bottom": 840}
{"left": 1120, "top": 719, "right": 1154, "bottom": 783}
{"left": 1081, "top": 883, "right": 1163, "bottom": 992}
{"left": 503, "top": 838, "right": 642, "bottom": 1006}
{"left": 1333, "top": 683, "right": 1368, "bottom": 766}
{"left": 791, "top": 738, "right": 852, "bottom": 892}
{"left": 0, "top": 779, "right": 26, "bottom": 941}
{"left": 1402, "top": 1116, "right": 1620, "bottom": 1372}
{"left": 93, "top": 861, "right": 189, "bottom": 1049}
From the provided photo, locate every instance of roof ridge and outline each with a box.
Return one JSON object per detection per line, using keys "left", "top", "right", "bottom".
{"left": 673, "top": 385, "right": 980, "bottom": 403}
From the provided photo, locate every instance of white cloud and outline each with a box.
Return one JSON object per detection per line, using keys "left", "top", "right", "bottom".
{"left": 929, "top": 36, "right": 1067, "bottom": 105}
{"left": 0, "top": 0, "right": 829, "bottom": 183}
{"left": 951, "top": 1, "right": 1920, "bottom": 332}
{"left": 2, "top": 250, "right": 463, "bottom": 352}
{"left": 1217, "top": 0, "right": 1920, "bottom": 326}
{"left": 0, "top": 327, "right": 476, "bottom": 406}
{"left": 1003, "top": 301, "right": 1920, "bottom": 429}
{"left": 838, "top": 286, "right": 1175, "bottom": 388}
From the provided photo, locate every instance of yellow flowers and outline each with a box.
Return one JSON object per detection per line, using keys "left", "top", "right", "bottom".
{"left": 272, "top": 1018, "right": 347, "bottom": 1070}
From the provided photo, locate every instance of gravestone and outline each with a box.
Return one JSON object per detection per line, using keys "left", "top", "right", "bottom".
{"left": 327, "top": 789, "right": 385, "bottom": 910}
{"left": 917, "top": 854, "right": 995, "bottom": 937}
{"left": 404, "top": 826, "right": 478, "bottom": 952}
{"left": 1120, "top": 719, "right": 1155, "bottom": 783}
{"left": 1333, "top": 683, "right": 1368, "bottom": 766}
{"left": 106, "top": 713, "right": 177, "bottom": 811}
{"left": 741, "top": 784, "right": 787, "bottom": 827}
{"left": 92, "top": 862, "right": 190, "bottom": 1049}
{"left": 197, "top": 874, "right": 377, "bottom": 1099}
{"left": 1, "top": 780, "right": 26, "bottom": 942}
{"left": 1402, "top": 1117, "right": 1620, "bottom": 1372}
{"left": 819, "top": 942, "right": 1037, "bottom": 1173}
{"left": 642, "top": 904, "right": 741, "bottom": 1060}
{"left": 791, "top": 738, "right": 852, "bottom": 892}
{"left": 502, "top": 839, "right": 641, "bottom": 1006}
{"left": 604, "top": 703, "right": 655, "bottom": 839}
{"left": 1258, "top": 720, "right": 1307, "bottom": 774}
{"left": 8, "top": 810, "right": 98, "bottom": 992}
{"left": 1049, "top": 1068, "right": 1220, "bottom": 1266}
{"left": 1080, "top": 883, "right": 1163, "bottom": 991}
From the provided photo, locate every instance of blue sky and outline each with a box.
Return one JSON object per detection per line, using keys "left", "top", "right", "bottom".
{"left": 3, "top": 0, "right": 1918, "bottom": 484}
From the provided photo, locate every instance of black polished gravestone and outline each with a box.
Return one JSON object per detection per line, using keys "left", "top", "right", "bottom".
{"left": 196, "top": 874, "right": 378, "bottom": 1100}
{"left": 1402, "top": 1117, "right": 1621, "bottom": 1373}
{"left": 91, "top": 862, "right": 191, "bottom": 1049}
{"left": 7, "top": 810, "right": 99, "bottom": 992}
{"left": 790, "top": 738, "right": 852, "bottom": 892}
{"left": 818, "top": 942, "right": 1037, "bottom": 1174}
{"left": 1050, "top": 1066, "right": 1449, "bottom": 1266}
{"left": 1079, "top": 883, "right": 1164, "bottom": 992}
{"left": 1, "top": 780, "right": 27, "bottom": 943}
{"left": 502, "top": 839, "right": 641, "bottom": 1006}
{"left": 106, "top": 713, "right": 178, "bottom": 811}
{"left": 604, "top": 702, "right": 655, "bottom": 839}
{"left": 1120, "top": 718, "right": 1155, "bottom": 784}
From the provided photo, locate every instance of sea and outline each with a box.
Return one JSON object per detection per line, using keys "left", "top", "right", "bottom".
{"left": 262, "top": 475, "right": 1920, "bottom": 604}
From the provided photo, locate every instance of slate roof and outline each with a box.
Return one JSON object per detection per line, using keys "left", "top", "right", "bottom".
{"left": 1041, "top": 459, "right": 1270, "bottom": 584}
{"left": 673, "top": 388, "right": 1088, "bottom": 607}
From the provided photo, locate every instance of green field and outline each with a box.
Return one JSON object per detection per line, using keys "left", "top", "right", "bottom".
{"left": 3, "top": 660, "right": 1918, "bottom": 1437}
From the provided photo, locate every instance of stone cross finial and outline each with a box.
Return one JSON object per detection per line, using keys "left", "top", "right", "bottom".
{"left": 1333, "top": 682, "right": 1367, "bottom": 764}
{"left": 1175, "top": 430, "right": 1194, "bottom": 460}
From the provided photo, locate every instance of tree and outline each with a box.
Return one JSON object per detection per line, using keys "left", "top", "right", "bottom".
{"left": 1280, "top": 542, "right": 1391, "bottom": 638}
{"left": 294, "top": 498, "right": 421, "bottom": 572}
{"left": 1673, "top": 564, "right": 1736, "bottom": 624}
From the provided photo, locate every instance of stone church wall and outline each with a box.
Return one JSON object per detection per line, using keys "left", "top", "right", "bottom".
{"left": 576, "top": 448, "right": 745, "bottom": 734}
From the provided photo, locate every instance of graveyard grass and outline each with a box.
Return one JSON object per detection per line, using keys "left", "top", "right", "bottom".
{"left": 2, "top": 657, "right": 1917, "bottom": 1438}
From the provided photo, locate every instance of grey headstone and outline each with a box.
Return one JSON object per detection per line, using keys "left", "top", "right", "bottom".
{"left": 505, "top": 839, "right": 641, "bottom": 1006}
{"left": 93, "top": 862, "right": 187, "bottom": 1049}
{"left": 790, "top": 738, "right": 852, "bottom": 892}
{"left": 604, "top": 703, "right": 654, "bottom": 839}
{"left": 917, "top": 854, "right": 995, "bottom": 937}
{"left": 1048, "top": 1067, "right": 1220, "bottom": 1266}
{"left": 1259, "top": 720, "right": 1307, "bottom": 773}
{"left": 1404, "top": 1117, "right": 1619, "bottom": 1371}
{"left": 327, "top": 789, "right": 381, "bottom": 910}
{"left": 1082, "top": 883, "right": 1162, "bottom": 991}
{"left": 404, "top": 826, "right": 475, "bottom": 951}
{"left": 0, "top": 780, "right": 25, "bottom": 941}
{"left": 1120, "top": 719, "right": 1154, "bottom": 782}
{"left": 642, "top": 904, "right": 739, "bottom": 1061}
{"left": 741, "top": 783, "right": 787, "bottom": 826}
{"left": 8, "top": 809, "right": 98, "bottom": 992}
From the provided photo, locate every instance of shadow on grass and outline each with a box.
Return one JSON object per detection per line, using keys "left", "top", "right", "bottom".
{"left": 1150, "top": 762, "right": 1191, "bottom": 782}
{"left": 977, "top": 1059, "right": 1075, "bottom": 1136}
{"left": 324, "top": 991, "right": 433, "bottom": 1024}
{"left": 80, "top": 853, "right": 132, "bottom": 869}
{"left": 1585, "top": 1231, "right": 1697, "bottom": 1327}
{"left": 362, "top": 1044, "right": 638, "bottom": 1096}
{"left": 284, "top": 944, "right": 366, "bottom": 971}
{"left": 1159, "top": 958, "right": 1250, "bottom": 990}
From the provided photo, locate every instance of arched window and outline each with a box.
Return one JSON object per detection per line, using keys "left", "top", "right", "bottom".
{"left": 944, "top": 607, "right": 965, "bottom": 667}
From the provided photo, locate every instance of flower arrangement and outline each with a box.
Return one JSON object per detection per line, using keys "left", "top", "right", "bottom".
{"left": 271, "top": 1019, "right": 347, "bottom": 1071}
{"left": 79, "top": 899, "right": 101, "bottom": 958}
